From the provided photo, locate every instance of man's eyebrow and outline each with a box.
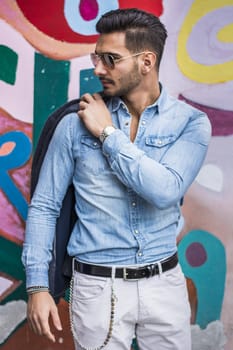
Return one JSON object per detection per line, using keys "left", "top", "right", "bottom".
{"left": 95, "top": 51, "right": 121, "bottom": 56}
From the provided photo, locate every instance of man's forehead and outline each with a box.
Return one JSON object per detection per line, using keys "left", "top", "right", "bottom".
{"left": 96, "top": 32, "right": 126, "bottom": 50}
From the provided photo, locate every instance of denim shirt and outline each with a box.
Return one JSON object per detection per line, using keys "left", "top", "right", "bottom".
{"left": 22, "top": 85, "right": 211, "bottom": 287}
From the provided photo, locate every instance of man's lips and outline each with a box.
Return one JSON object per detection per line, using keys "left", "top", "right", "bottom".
{"left": 100, "top": 79, "right": 114, "bottom": 86}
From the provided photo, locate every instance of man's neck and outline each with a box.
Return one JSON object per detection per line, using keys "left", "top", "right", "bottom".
{"left": 122, "top": 82, "right": 160, "bottom": 118}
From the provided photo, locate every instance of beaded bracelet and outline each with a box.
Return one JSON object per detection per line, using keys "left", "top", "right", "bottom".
{"left": 27, "top": 286, "right": 49, "bottom": 294}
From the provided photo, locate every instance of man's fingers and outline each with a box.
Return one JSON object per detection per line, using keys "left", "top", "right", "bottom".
{"left": 92, "top": 92, "right": 102, "bottom": 100}
{"left": 37, "top": 307, "right": 62, "bottom": 342}
{"left": 81, "top": 92, "right": 102, "bottom": 103}
{"left": 40, "top": 320, "right": 56, "bottom": 343}
{"left": 29, "top": 314, "right": 54, "bottom": 343}
{"left": 81, "top": 93, "right": 93, "bottom": 103}
{"left": 79, "top": 100, "right": 88, "bottom": 110}
{"left": 28, "top": 318, "right": 41, "bottom": 335}
{"left": 51, "top": 306, "right": 63, "bottom": 331}
{"left": 26, "top": 292, "right": 60, "bottom": 343}
{"left": 27, "top": 307, "right": 42, "bottom": 335}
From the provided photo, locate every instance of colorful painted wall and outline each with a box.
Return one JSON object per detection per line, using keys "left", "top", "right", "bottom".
{"left": 0, "top": 1, "right": 232, "bottom": 349}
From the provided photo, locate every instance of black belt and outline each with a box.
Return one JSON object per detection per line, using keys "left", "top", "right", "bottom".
{"left": 74, "top": 252, "right": 178, "bottom": 280}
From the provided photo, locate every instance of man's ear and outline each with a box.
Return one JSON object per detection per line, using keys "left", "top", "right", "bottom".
{"left": 141, "top": 52, "right": 157, "bottom": 74}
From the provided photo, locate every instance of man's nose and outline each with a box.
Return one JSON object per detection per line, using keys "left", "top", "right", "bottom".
{"left": 94, "top": 59, "right": 108, "bottom": 76}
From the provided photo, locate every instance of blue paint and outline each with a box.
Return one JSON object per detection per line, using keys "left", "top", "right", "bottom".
{"left": 178, "top": 230, "right": 226, "bottom": 328}
{"left": 0, "top": 131, "right": 32, "bottom": 220}
{"left": 80, "top": 68, "right": 102, "bottom": 96}
{"left": 64, "top": 0, "right": 119, "bottom": 35}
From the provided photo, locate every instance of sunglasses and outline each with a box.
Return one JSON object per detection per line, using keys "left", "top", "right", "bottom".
{"left": 90, "top": 51, "right": 147, "bottom": 69}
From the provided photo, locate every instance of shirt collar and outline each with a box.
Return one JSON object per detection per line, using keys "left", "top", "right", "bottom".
{"left": 107, "top": 82, "right": 167, "bottom": 115}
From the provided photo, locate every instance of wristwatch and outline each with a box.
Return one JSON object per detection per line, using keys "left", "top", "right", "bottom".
{"left": 99, "top": 126, "right": 116, "bottom": 143}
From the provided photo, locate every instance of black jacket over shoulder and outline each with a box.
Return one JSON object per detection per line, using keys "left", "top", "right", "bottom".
{"left": 30, "top": 99, "right": 80, "bottom": 303}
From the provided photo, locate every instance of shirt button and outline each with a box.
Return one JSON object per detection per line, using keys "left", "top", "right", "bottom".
{"left": 142, "top": 121, "right": 146, "bottom": 125}
{"left": 134, "top": 230, "right": 139, "bottom": 234}
{"left": 132, "top": 202, "right": 136, "bottom": 207}
{"left": 157, "top": 140, "right": 163, "bottom": 145}
{"left": 125, "top": 122, "right": 129, "bottom": 126}
{"left": 138, "top": 251, "right": 143, "bottom": 257}
{"left": 93, "top": 142, "right": 98, "bottom": 146}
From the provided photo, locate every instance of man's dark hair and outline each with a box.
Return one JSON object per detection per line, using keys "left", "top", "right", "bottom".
{"left": 96, "top": 8, "right": 167, "bottom": 70}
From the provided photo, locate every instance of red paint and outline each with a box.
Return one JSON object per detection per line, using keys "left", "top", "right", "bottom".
{"left": 16, "top": 0, "right": 163, "bottom": 43}
{"left": 16, "top": 0, "right": 98, "bottom": 43}
{"left": 119, "top": 0, "right": 163, "bottom": 17}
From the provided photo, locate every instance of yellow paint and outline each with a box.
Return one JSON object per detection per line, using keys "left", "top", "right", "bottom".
{"left": 217, "top": 23, "right": 233, "bottom": 43}
{"left": 177, "top": 0, "right": 233, "bottom": 83}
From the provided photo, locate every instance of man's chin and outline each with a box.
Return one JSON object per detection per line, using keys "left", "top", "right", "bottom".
{"left": 102, "top": 87, "right": 115, "bottom": 97}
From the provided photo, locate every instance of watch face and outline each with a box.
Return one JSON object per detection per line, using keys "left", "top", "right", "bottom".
{"left": 100, "top": 126, "right": 116, "bottom": 143}
{"left": 105, "top": 126, "right": 116, "bottom": 135}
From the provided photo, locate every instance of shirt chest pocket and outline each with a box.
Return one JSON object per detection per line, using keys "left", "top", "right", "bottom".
{"left": 80, "top": 135, "right": 109, "bottom": 175}
{"left": 145, "top": 135, "right": 177, "bottom": 161}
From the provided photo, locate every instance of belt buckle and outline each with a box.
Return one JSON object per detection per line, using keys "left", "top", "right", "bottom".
{"left": 146, "top": 264, "right": 156, "bottom": 277}
{"left": 123, "top": 268, "right": 140, "bottom": 281}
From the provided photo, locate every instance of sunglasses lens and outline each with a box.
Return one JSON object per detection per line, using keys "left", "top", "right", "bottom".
{"left": 90, "top": 53, "right": 115, "bottom": 69}
{"left": 103, "top": 54, "right": 115, "bottom": 69}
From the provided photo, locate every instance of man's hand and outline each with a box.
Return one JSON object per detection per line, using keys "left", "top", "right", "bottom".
{"left": 77, "top": 93, "right": 113, "bottom": 137}
{"left": 27, "top": 291, "right": 62, "bottom": 343}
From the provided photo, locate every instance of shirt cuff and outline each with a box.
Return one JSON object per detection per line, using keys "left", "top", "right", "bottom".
{"left": 102, "top": 129, "right": 130, "bottom": 160}
{"left": 25, "top": 267, "right": 49, "bottom": 289}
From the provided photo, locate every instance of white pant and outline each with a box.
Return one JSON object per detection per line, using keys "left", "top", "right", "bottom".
{"left": 70, "top": 264, "right": 191, "bottom": 350}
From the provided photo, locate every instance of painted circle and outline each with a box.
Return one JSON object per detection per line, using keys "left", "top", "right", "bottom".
{"left": 186, "top": 242, "right": 207, "bottom": 267}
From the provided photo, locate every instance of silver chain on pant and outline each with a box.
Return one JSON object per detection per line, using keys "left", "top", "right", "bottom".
{"left": 69, "top": 271, "right": 117, "bottom": 350}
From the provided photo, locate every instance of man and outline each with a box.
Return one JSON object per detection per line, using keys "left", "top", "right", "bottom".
{"left": 22, "top": 8, "right": 211, "bottom": 350}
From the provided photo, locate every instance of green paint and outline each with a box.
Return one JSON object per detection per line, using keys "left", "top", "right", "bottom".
{"left": 33, "top": 53, "right": 70, "bottom": 149}
{"left": 131, "top": 338, "right": 138, "bottom": 349}
{"left": 0, "top": 237, "right": 26, "bottom": 303}
{"left": 80, "top": 68, "right": 102, "bottom": 96}
{"left": 0, "top": 46, "right": 18, "bottom": 85}
{"left": 178, "top": 230, "right": 226, "bottom": 328}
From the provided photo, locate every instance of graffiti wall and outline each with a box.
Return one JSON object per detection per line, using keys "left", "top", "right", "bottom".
{"left": 0, "top": 1, "right": 232, "bottom": 349}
